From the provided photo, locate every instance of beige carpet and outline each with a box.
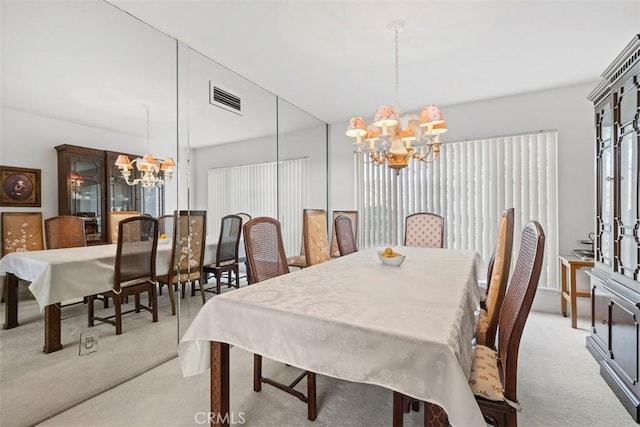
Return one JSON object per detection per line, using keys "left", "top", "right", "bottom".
{"left": 38, "top": 312, "right": 637, "bottom": 427}
{"left": 0, "top": 283, "right": 182, "bottom": 427}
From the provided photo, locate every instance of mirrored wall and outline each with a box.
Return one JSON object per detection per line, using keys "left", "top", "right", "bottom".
{"left": 0, "top": 2, "right": 178, "bottom": 425}
{"left": 0, "top": 2, "right": 328, "bottom": 425}
{"left": 176, "top": 44, "right": 328, "bottom": 334}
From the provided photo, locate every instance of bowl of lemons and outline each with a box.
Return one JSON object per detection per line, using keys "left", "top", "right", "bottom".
{"left": 378, "top": 247, "right": 406, "bottom": 266}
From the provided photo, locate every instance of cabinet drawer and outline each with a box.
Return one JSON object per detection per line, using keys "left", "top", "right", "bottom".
{"left": 591, "top": 276, "right": 610, "bottom": 349}
{"left": 610, "top": 296, "right": 640, "bottom": 393}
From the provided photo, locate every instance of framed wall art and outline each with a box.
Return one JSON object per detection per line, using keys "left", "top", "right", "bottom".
{"left": 0, "top": 166, "right": 42, "bottom": 207}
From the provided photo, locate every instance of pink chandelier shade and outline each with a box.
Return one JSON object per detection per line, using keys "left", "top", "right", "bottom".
{"left": 419, "top": 105, "right": 446, "bottom": 128}
{"left": 346, "top": 116, "right": 367, "bottom": 137}
{"left": 373, "top": 105, "right": 398, "bottom": 128}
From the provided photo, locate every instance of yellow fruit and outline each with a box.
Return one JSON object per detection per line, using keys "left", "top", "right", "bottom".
{"left": 160, "top": 234, "right": 167, "bottom": 239}
{"left": 384, "top": 247, "right": 393, "bottom": 255}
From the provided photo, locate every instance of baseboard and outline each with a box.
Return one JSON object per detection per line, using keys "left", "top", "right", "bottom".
{"left": 601, "top": 361, "right": 640, "bottom": 423}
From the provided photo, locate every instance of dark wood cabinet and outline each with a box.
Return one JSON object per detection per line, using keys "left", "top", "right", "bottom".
{"left": 587, "top": 34, "right": 640, "bottom": 423}
{"left": 56, "top": 144, "right": 165, "bottom": 244}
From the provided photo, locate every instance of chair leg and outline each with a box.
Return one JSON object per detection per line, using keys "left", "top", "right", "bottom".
{"left": 103, "top": 296, "right": 109, "bottom": 309}
{"left": 87, "top": 295, "right": 95, "bottom": 327}
{"left": 114, "top": 295, "right": 122, "bottom": 335}
{"left": 191, "top": 280, "right": 196, "bottom": 297}
{"left": 167, "top": 283, "right": 176, "bottom": 316}
{"left": 151, "top": 287, "right": 158, "bottom": 323}
{"left": 216, "top": 273, "right": 221, "bottom": 295}
{"left": 307, "top": 372, "right": 317, "bottom": 421}
{"left": 235, "top": 265, "right": 240, "bottom": 288}
{"left": 253, "top": 354, "right": 262, "bottom": 392}
{"left": 134, "top": 293, "right": 141, "bottom": 313}
{"left": 198, "top": 279, "right": 206, "bottom": 305}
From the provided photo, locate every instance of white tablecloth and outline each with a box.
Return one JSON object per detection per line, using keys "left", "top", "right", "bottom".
{"left": 0, "top": 236, "right": 243, "bottom": 311}
{"left": 178, "top": 246, "right": 484, "bottom": 426}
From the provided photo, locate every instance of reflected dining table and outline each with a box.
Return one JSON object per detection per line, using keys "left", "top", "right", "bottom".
{"left": 1, "top": 235, "right": 243, "bottom": 353}
{"left": 178, "top": 246, "right": 485, "bottom": 426}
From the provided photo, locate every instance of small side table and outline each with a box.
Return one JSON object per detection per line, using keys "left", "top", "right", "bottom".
{"left": 559, "top": 255, "right": 594, "bottom": 328}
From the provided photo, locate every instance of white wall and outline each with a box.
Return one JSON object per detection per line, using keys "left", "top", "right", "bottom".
{"left": 329, "top": 81, "right": 598, "bottom": 315}
{"left": 0, "top": 107, "right": 178, "bottom": 220}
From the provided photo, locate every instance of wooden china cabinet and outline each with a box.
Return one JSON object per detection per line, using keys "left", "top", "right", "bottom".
{"left": 56, "top": 144, "right": 165, "bottom": 245}
{"left": 586, "top": 35, "right": 640, "bottom": 422}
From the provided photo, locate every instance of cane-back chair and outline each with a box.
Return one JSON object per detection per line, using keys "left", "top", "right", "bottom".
{"left": 203, "top": 214, "right": 243, "bottom": 294}
{"left": 334, "top": 215, "right": 357, "bottom": 256}
{"left": 330, "top": 210, "right": 357, "bottom": 257}
{"left": 243, "top": 216, "right": 317, "bottom": 420}
{"left": 87, "top": 216, "right": 159, "bottom": 335}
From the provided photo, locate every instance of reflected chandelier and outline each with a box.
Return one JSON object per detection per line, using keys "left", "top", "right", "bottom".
{"left": 346, "top": 21, "right": 448, "bottom": 175}
{"left": 115, "top": 106, "right": 175, "bottom": 188}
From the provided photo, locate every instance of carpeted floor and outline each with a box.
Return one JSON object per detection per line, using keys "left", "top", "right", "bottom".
{"left": 0, "top": 283, "right": 184, "bottom": 427}
{"left": 38, "top": 311, "right": 637, "bottom": 427}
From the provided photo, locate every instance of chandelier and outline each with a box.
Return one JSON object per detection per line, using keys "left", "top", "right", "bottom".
{"left": 114, "top": 107, "right": 175, "bottom": 188}
{"left": 346, "top": 21, "right": 448, "bottom": 175}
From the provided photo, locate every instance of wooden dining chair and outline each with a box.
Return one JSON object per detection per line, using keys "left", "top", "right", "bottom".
{"left": 469, "top": 221, "right": 545, "bottom": 426}
{"left": 235, "top": 212, "right": 251, "bottom": 280}
{"left": 403, "top": 212, "right": 445, "bottom": 248}
{"left": 45, "top": 215, "right": 86, "bottom": 249}
{"left": 330, "top": 210, "right": 357, "bottom": 257}
{"left": 287, "top": 209, "right": 331, "bottom": 268}
{"left": 108, "top": 210, "right": 140, "bottom": 243}
{"left": 476, "top": 208, "right": 515, "bottom": 348}
{"left": 334, "top": 214, "right": 357, "bottom": 256}
{"left": 1, "top": 212, "right": 44, "bottom": 256}
{"left": 87, "top": 216, "right": 159, "bottom": 335}
{"left": 156, "top": 210, "right": 207, "bottom": 315}
{"left": 243, "top": 216, "right": 317, "bottom": 420}
{"left": 203, "top": 214, "right": 243, "bottom": 295}
{"left": 393, "top": 221, "right": 545, "bottom": 427}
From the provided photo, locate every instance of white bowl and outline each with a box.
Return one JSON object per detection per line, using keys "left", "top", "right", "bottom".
{"left": 158, "top": 237, "right": 171, "bottom": 245}
{"left": 377, "top": 251, "right": 406, "bottom": 266}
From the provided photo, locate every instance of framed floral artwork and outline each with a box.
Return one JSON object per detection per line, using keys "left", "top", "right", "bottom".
{"left": 0, "top": 165, "right": 41, "bottom": 207}
{"left": 1, "top": 212, "right": 44, "bottom": 256}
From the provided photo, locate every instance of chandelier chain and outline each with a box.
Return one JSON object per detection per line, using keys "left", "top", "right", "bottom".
{"left": 394, "top": 28, "right": 400, "bottom": 112}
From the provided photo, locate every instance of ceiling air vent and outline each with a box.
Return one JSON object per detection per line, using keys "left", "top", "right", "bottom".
{"left": 209, "top": 81, "right": 243, "bottom": 115}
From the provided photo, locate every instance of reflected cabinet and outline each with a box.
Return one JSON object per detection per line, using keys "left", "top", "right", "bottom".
{"left": 587, "top": 35, "right": 640, "bottom": 422}
{"left": 56, "top": 144, "right": 164, "bottom": 244}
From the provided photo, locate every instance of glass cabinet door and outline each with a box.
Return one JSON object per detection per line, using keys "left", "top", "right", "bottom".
{"left": 70, "top": 156, "right": 103, "bottom": 243}
{"left": 597, "top": 103, "right": 614, "bottom": 267}
{"left": 614, "top": 74, "right": 640, "bottom": 281}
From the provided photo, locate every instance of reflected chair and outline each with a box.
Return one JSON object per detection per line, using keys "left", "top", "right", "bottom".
{"left": 243, "top": 217, "right": 317, "bottom": 420}
{"left": 108, "top": 210, "right": 140, "bottom": 243}
{"left": 476, "top": 208, "right": 514, "bottom": 348}
{"left": 235, "top": 213, "right": 251, "bottom": 281}
{"left": 330, "top": 210, "right": 357, "bottom": 257}
{"left": 236, "top": 212, "right": 251, "bottom": 224}
{"left": 394, "top": 221, "right": 545, "bottom": 427}
{"left": 404, "top": 212, "right": 445, "bottom": 248}
{"left": 87, "top": 216, "right": 159, "bottom": 335}
{"left": 334, "top": 215, "right": 357, "bottom": 256}
{"left": 158, "top": 214, "right": 174, "bottom": 238}
{"left": 287, "top": 209, "right": 331, "bottom": 269}
{"left": 44, "top": 215, "right": 87, "bottom": 249}
{"left": 203, "top": 214, "right": 243, "bottom": 295}
{"left": 1, "top": 212, "right": 44, "bottom": 256}
{"left": 156, "top": 211, "right": 207, "bottom": 315}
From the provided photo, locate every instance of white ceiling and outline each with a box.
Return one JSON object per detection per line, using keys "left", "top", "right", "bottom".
{"left": 112, "top": 0, "right": 640, "bottom": 124}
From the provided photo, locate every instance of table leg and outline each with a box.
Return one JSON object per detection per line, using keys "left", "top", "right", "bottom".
{"left": 424, "top": 403, "right": 449, "bottom": 427}
{"left": 210, "top": 341, "right": 230, "bottom": 427}
{"left": 3, "top": 273, "right": 19, "bottom": 329}
{"left": 560, "top": 264, "right": 567, "bottom": 317}
{"left": 392, "top": 392, "right": 404, "bottom": 427}
{"left": 44, "top": 303, "right": 63, "bottom": 353}
{"left": 570, "top": 266, "right": 578, "bottom": 329}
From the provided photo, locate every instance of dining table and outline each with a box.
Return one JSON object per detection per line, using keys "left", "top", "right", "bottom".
{"left": 1, "top": 235, "right": 244, "bottom": 353}
{"left": 178, "top": 246, "right": 485, "bottom": 426}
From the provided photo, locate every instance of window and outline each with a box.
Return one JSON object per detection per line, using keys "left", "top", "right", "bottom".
{"left": 356, "top": 130, "right": 558, "bottom": 288}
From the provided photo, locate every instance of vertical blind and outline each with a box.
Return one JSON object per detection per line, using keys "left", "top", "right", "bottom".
{"left": 208, "top": 157, "right": 308, "bottom": 256}
{"left": 355, "top": 130, "right": 558, "bottom": 289}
